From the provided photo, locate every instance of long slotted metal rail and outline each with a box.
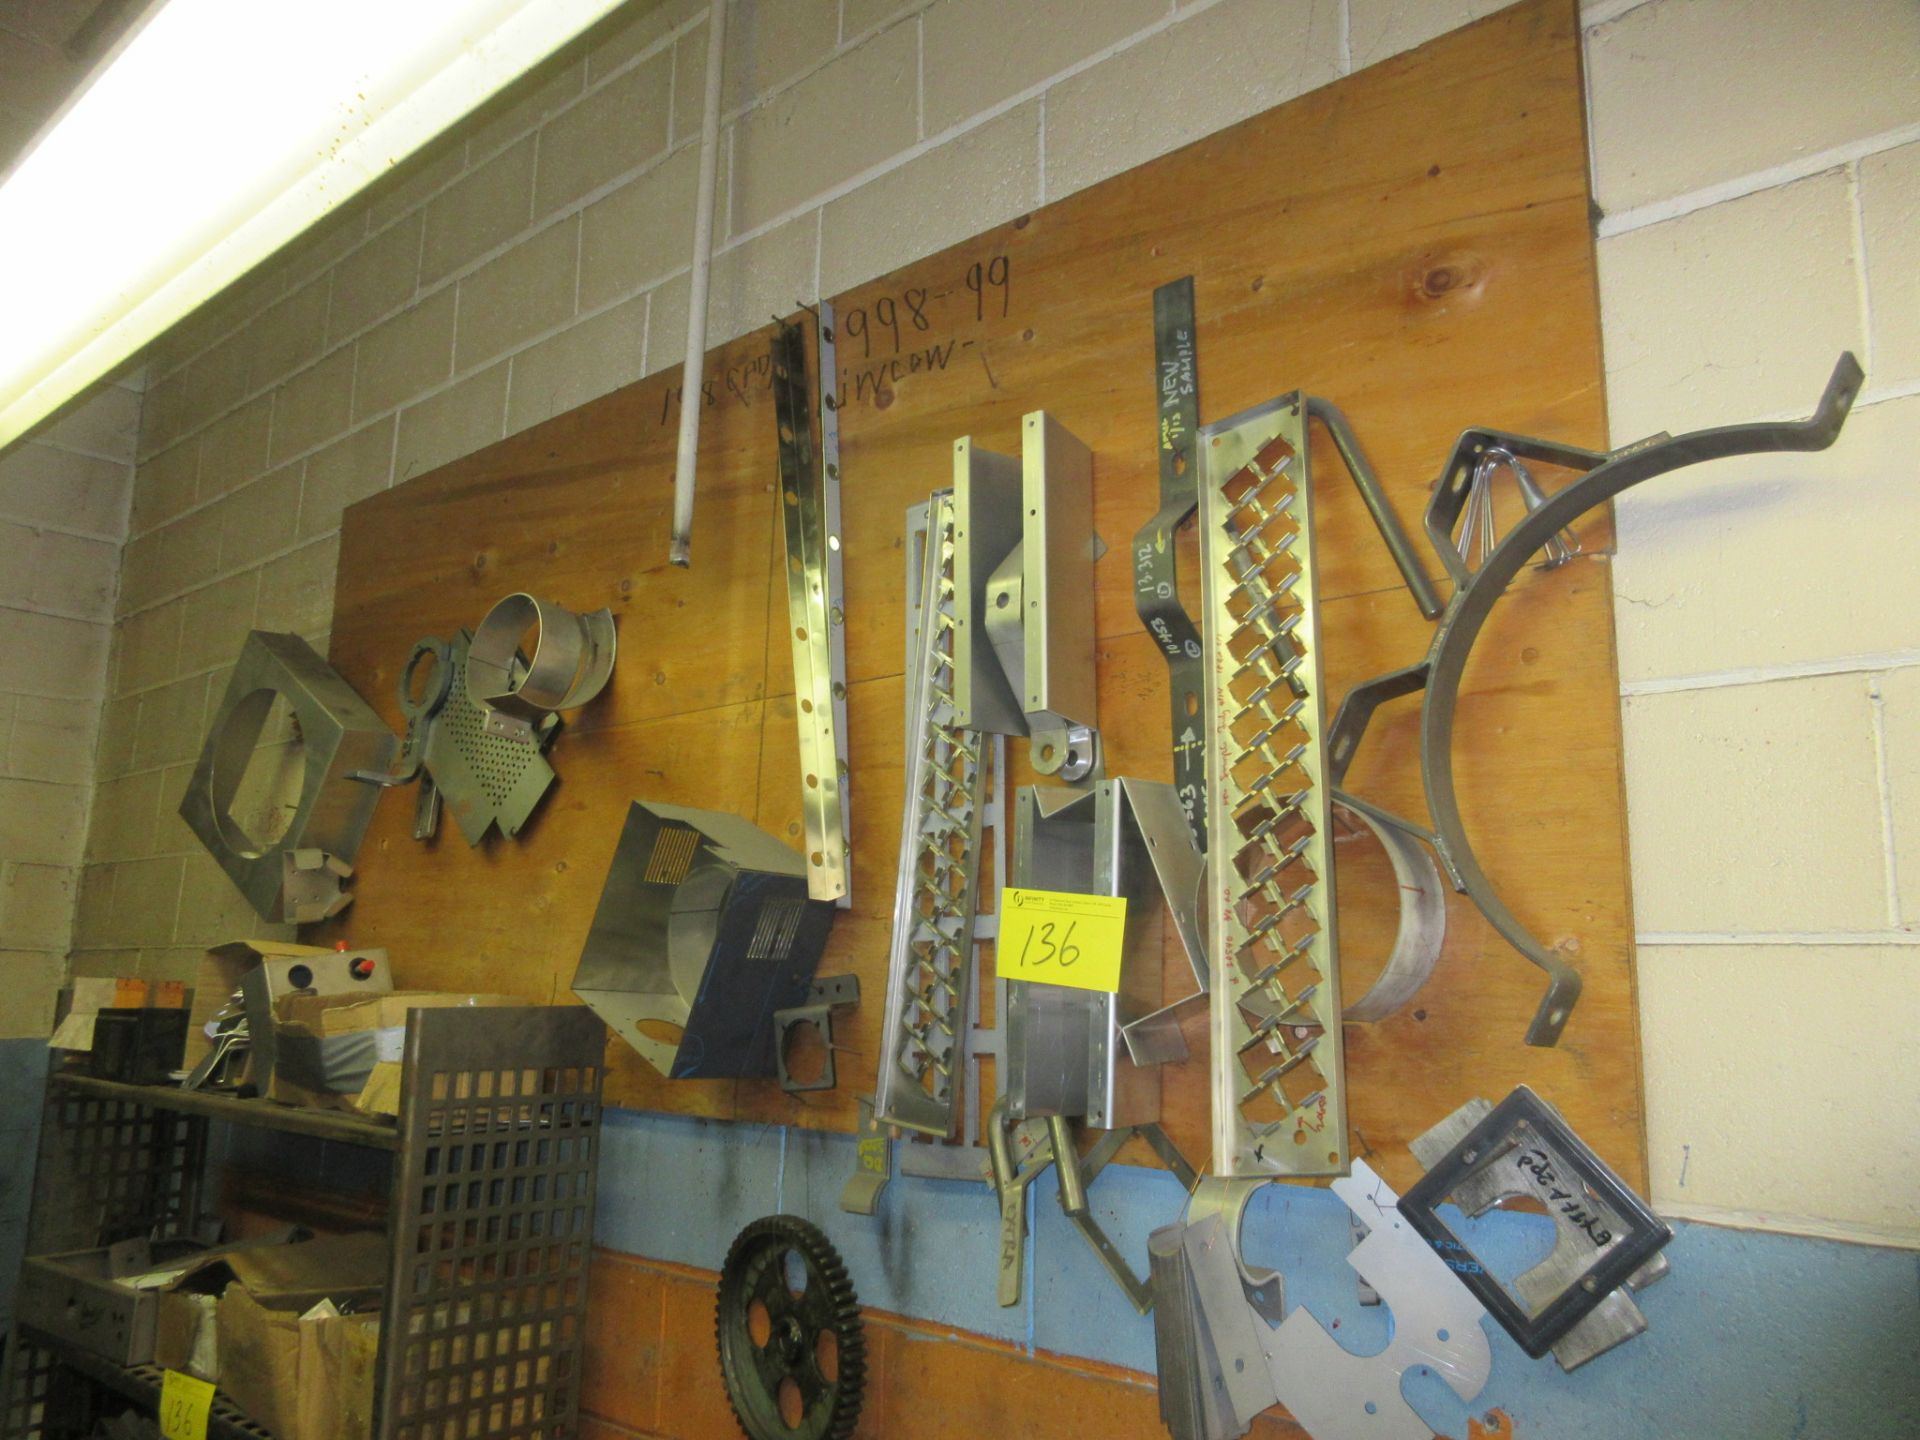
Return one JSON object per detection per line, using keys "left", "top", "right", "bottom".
{"left": 874, "top": 492, "right": 989, "bottom": 1137}
{"left": 1198, "top": 397, "right": 1344, "bottom": 1179}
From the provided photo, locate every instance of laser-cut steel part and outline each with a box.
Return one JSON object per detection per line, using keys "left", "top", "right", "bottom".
{"left": 950, "top": 412, "right": 1101, "bottom": 781}
{"left": 1006, "top": 776, "right": 1203, "bottom": 1128}
{"left": 1330, "top": 352, "right": 1866, "bottom": 1046}
{"left": 179, "top": 630, "right": 395, "bottom": 924}
{"left": 1268, "top": 1160, "right": 1493, "bottom": 1439}
{"left": 465, "top": 591, "right": 616, "bottom": 742}
{"left": 1403, "top": 1086, "right": 1673, "bottom": 1362}
{"left": 873, "top": 492, "right": 989, "bottom": 1137}
{"left": 571, "top": 800, "right": 833, "bottom": 1079}
{"left": 1135, "top": 276, "right": 1208, "bottom": 852}
{"left": 424, "top": 629, "right": 559, "bottom": 845}
{"left": 772, "top": 305, "right": 852, "bottom": 906}
{"left": 1198, "top": 396, "right": 1344, "bottom": 1179}
{"left": 1335, "top": 801, "right": 1447, "bottom": 1023}
{"left": 772, "top": 975, "right": 860, "bottom": 1094}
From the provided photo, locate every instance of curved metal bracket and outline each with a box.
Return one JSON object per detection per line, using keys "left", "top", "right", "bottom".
{"left": 1330, "top": 353, "right": 1865, "bottom": 1046}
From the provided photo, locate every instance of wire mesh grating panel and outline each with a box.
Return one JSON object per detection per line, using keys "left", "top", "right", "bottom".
{"left": 381, "top": 1009, "right": 604, "bottom": 1440}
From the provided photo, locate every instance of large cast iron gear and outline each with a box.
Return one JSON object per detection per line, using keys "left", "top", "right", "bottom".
{"left": 715, "top": 1215, "right": 866, "bottom": 1440}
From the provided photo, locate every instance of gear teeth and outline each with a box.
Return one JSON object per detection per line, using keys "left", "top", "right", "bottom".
{"left": 715, "top": 1214, "right": 866, "bottom": 1440}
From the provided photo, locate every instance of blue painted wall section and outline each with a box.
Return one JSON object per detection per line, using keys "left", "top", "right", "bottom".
{"left": 0, "top": 1038, "right": 49, "bottom": 1334}
{"left": 595, "top": 1107, "right": 1920, "bottom": 1438}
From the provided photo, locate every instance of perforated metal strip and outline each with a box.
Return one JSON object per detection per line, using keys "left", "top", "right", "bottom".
{"left": 1198, "top": 396, "right": 1345, "bottom": 1179}
{"left": 873, "top": 492, "right": 988, "bottom": 1137}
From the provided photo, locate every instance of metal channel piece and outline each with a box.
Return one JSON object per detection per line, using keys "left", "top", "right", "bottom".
{"left": 773, "top": 307, "right": 853, "bottom": 906}
{"left": 1007, "top": 777, "right": 1199, "bottom": 1127}
{"left": 1135, "top": 276, "right": 1208, "bottom": 850}
{"left": 873, "top": 492, "right": 989, "bottom": 1136}
{"left": 1198, "top": 395, "right": 1344, "bottom": 1178}
{"left": 1023, "top": 412, "right": 1098, "bottom": 774}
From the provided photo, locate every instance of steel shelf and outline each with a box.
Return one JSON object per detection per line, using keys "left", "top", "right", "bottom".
{"left": 14, "top": 1329, "right": 272, "bottom": 1440}
{"left": 46, "top": 1074, "right": 400, "bottom": 1151}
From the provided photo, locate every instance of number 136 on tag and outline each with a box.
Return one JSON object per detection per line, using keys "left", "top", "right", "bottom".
{"left": 996, "top": 888, "right": 1127, "bottom": 993}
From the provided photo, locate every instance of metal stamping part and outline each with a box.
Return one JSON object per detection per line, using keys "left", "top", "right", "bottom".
{"left": 1329, "top": 352, "right": 1866, "bottom": 1045}
{"left": 1335, "top": 801, "right": 1447, "bottom": 1023}
{"left": 571, "top": 800, "right": 833, "bottom": 1079}
{"left": 1136, "top": 276, "right": 1209, "bottom": 852}
{"left": 1198, "top": 396, "right": 1345, "bottom": 1178}
{"left": 1267, "top": 1160, "right": 1493, "bottom": 1440}
{"left": 465, "top": 592, "right": 616, "bottom": 742}
{"left": 773, "top": 306, "right": 853, "bottom": 906}
{"left": 179, "top": 631, "right": 395, "bottom": 924}
{"left": 425, "top": 629, "right": 559, "bottom": 845}
{"left": 1022, "top": 411, "right": 1098, "bottom": 773}
{"left": 950, "top": 412, "right": 1100, "bottom": 780}
{"left": 1006, "top": 777, "right": 1199, "bottom": 1129}
{"left": 874, "top": 492, "right": 990, "bottom": 1136}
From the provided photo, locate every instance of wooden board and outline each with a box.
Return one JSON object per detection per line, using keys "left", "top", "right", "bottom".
{"left": 325, "top": 0, "right": 1647, "bottom": 1192}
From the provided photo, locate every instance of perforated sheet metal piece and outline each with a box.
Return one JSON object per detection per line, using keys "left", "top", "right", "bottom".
{"left": 424, "top": 633, "right": 558, "bottom": 846}
{"left": 1198, "top": 396, "right": 1345, "bottom": 1179}
{"left": 377, "top": 1006, "right": 604, "bottom": 1440}
{"left": 873, "top": 492, "right": 990, "bottom": 1138}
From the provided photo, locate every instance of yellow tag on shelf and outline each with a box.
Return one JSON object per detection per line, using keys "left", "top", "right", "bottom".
{"left": 159, "top": 1369, "right": 215, "bottom": 1440}
{"left": 997, "top": 888, "right": 1128, "bottom": 993}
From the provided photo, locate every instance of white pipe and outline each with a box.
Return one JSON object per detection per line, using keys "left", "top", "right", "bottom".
{"left": 669, "top": 0, "right": 728, "bottom": 567}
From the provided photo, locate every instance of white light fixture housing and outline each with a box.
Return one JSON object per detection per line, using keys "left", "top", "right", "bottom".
{"left": 0, "top": 0, "right": 633, "bottom": 450}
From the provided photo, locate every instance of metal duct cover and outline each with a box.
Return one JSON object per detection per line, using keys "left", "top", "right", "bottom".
{"left": 572, "top": 800, "right": 835, "bottom": 1079}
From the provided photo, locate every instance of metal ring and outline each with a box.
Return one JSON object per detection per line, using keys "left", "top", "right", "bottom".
{"left": 1336, "top": 801, "right": 1447, "bottom": 1023}
{"left": 466, "top": 592, "right": 617, "bottom": 723}
{"left": 397, "top": 636, "right": 454, "bottom": 721}
{"left": 1330, "top": 353, "right": 1864, "bottom": 1046}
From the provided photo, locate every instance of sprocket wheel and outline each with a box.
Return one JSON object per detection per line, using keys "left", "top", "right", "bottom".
{"left": 715, "top": 1215, "right": 866, "bottom": 1440}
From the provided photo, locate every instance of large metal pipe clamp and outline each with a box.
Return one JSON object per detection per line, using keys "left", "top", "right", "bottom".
{"left": 465, "top": 593, "right": 617, "bottom": 741}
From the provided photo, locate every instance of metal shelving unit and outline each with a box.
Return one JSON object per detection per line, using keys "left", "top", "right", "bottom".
{"left": 1, "top": 1006, "right": 605, "bottom": 1440}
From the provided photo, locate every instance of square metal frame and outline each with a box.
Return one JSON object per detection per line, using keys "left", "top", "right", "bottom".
{"left": 1398, "top": 1085, "right": 1672, "bottom": 1357}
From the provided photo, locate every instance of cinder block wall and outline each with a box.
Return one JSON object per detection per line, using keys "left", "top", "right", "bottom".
{"left": 0, "top": 380, "right": 135, "bottom": 1038}
{"left": 22, "top": 0, "right": 1920, "bottom": 1245}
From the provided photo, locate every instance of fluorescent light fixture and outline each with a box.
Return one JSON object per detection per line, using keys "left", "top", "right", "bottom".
{"left": 0, "top": 0, "right": 633, "bottom": 450}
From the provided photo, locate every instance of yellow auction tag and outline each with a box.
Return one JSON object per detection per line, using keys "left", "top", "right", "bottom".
{"left": 159, "top": 1369, "right": 215, "bottom": 1440}
{"left": 996, "top": 888, "right": 1127, "bottom": 993}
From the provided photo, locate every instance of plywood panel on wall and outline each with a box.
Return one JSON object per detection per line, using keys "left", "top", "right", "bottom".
{"left": 324, "top": 0, "right": 1646, "bottom": 1190}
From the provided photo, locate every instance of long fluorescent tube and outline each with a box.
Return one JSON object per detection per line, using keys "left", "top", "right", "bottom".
{"left": 0, "top": 0, "right": 632, "bottom": 450}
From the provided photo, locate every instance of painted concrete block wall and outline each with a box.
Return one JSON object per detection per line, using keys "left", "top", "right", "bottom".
{"left": 1586, "top": 0, "right": 1920, "bottom": 1245}
{"left": 0, "top": 380, "right": 135, "bottom": 1039}
{"left": 19, "top": 0, "right": 1915, "bottom": 1266}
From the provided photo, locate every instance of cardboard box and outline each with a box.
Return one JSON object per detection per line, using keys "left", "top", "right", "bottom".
{"left": 186, "top": 940, "right": 335, "bottom": 1073}
{"left": 267, "top": 991, "right": 519, "bottom": 1116}
{"left": 154, "top": 1291, "right": 220, "bottom": 1379}
{"left": 215, "top": 1233, "right": 386, "bottom": 1440}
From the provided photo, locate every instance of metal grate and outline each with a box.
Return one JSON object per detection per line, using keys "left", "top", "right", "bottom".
{"left": 873, "top": 492, "right": 989, "bottom": 1138}
{"left": 378, "top": 1007, "right": 605, "bottom": 1440}
{"left": 26, "top": 1092, "right": 204, "bottom": 1256}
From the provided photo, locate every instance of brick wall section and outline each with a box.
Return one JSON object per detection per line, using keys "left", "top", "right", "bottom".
{"left": 40, "top": 0, "right": 1920, "bottom": 1241}
{"left": 0, "top": 381, "right": 136, "bottom": 1037}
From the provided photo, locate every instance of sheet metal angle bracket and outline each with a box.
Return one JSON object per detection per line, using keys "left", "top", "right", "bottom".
{"left": 772, "top": 305, "right": 853, "bottom": 906}
{"left": 1329, "top": 352, "right": 1865, "bottom": 1046}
